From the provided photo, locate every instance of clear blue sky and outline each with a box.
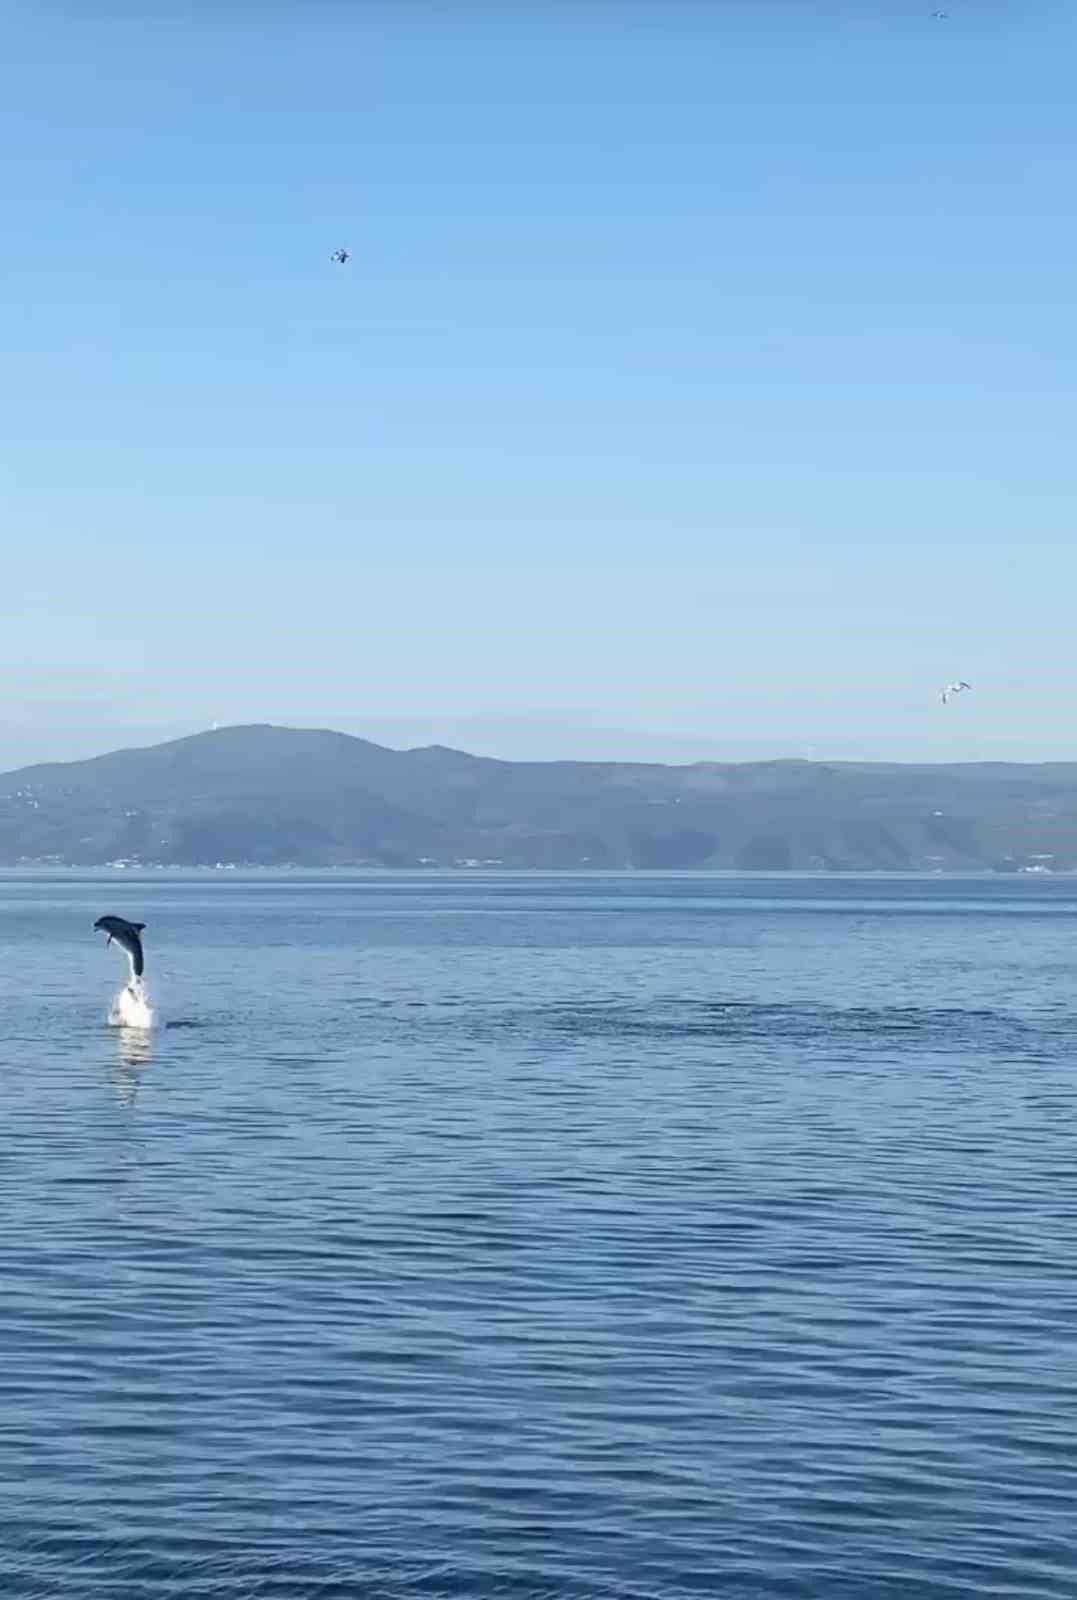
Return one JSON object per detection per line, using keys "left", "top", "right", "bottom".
{"left": 3, "top": 1, "right": 1075, "bottom": 767}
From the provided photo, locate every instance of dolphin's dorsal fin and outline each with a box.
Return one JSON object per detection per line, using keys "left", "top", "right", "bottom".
{"left": 133, "top": 923, "right": 146, "bottom": 932}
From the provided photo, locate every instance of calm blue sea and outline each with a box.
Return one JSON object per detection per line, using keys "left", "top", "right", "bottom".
{"left": 1, "top": 872, "right": 1075, "bottom": 1599}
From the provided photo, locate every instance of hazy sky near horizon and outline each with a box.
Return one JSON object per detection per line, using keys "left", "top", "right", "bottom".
{"left": 3, "top": 1, "right": 1075, "bottom": 769}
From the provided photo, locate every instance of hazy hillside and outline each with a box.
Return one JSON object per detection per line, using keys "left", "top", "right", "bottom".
{"left": 1, "top": 723, "right": 1077, "bottom": 870}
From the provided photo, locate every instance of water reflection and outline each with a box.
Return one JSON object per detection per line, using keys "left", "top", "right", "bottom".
{"left": 111, "top": 1023, "right": 156, "bottom": 1105}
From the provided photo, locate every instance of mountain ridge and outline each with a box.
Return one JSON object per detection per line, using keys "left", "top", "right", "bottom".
{"left": 2, "top": 723, "right": 1077, "bottom": 870}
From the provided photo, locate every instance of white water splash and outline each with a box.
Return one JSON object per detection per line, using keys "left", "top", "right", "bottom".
{"left": 108, "top": 978, "right": 156, "bottom": 1030}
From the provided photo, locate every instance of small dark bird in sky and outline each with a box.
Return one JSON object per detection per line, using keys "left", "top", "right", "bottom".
{"left": 331, "top": 248, "right": 350, "bottom": 265}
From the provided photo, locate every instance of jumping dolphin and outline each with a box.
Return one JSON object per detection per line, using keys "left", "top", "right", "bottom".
{"left": 94, "top": 915, "right": 146, "bottom": 979}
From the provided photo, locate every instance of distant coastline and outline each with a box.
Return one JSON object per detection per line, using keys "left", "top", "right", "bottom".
{"left": 2, "top": 724, "right": 1075, "bottom": 872}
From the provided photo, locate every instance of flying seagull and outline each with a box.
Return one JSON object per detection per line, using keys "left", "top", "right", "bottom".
{"left": 940, "top": 681, "right": 971, "bottom": 704}
{"left": 331, "top": 248, "right": 351, "bottom": 265}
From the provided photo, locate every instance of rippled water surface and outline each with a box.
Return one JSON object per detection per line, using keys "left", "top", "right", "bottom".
{"left": 2, "top": 872, "right": 1076, "bottom": 1598}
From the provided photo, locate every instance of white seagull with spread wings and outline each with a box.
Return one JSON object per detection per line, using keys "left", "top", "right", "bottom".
{"left": 940, "top": 681, "right": 971, "bottom": 705}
